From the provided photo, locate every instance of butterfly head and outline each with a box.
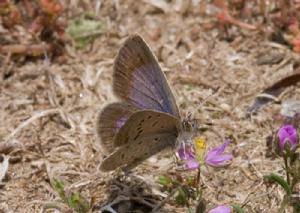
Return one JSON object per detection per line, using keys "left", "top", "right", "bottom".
{"left": 181, "top": 113, "right": 199, "bottom": 132}
{"left": 176, "top": 114, "right": 199, "bottom": 147}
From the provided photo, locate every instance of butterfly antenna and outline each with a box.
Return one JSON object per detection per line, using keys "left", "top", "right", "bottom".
{"left": 43, "top": 51, "right": 50, "bottom": 65}
{"left": 187, "top": 86, "right": 220, "bottom": 131}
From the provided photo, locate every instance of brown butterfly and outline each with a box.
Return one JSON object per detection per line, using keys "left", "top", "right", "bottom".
{"left": 97, "top": 34, "right": 195, "bottom": 171}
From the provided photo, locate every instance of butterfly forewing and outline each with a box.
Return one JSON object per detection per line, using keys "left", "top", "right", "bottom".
{"left": 113, "top": 34, "right": 180, "bottom": 117}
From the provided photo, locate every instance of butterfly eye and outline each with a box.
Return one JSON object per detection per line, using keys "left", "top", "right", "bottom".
{"left": 192, "top": 120, "right": 198, "bottom": 130}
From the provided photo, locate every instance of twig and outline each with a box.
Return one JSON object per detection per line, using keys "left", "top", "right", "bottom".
{"left": 0, "top": 140, "right": 21, "bottom": 154}
{"left": 4, "top": 108, "right": 60, "bottom": 143}
{"left": 0, "top": 155, "right": 9, "bottom": 182}
{"left": 151, "top": 188, "right": 178, "bottom": 213}
{"left": 44, "top": 56, "right": 72, "bottom": 129}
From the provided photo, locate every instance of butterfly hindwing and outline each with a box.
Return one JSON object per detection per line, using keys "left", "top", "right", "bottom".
{"left": 114, "top": 110, "right": 180, "bottom": 147}
{"left": 100, "top": 132, "right": 177, "bottom": 171}
{"left": 113, "top": 34, "right": 180, "bottom": 117}
{"left": 100, "top": 110, "right": 180, "bottom": 171}
{"left": 97, "top": 102, "right": 138, "bottom": 153}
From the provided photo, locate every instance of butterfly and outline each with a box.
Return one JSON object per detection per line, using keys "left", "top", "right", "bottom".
{"left": 97, "top": 34, "right": 195, "bottom": 171}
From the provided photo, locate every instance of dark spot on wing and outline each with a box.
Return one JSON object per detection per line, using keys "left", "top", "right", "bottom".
{"left": 152, "top": 121, "right": 158, "bottom": 127}
{"left": 134, "top": 134, "right": 140, "bottom": 140}
{"left": 133, "top": 157, "right": 141, "bottom": 163}
{"left": 154, "top": 137, "right": 159, "bottom": 141}
{"left": 147, "top": 115, "right": 152, "bottom": 119}
{"left": 138, "top": 119, "right": 145, "bottom": 126}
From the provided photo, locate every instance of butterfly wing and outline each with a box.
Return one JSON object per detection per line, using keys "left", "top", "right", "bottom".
{"left": 100, "top": 133, "right": 177, "bottom": 171}
{"left": 97, "top": 102, "right": 138, "bottom": 153}
{"left": 113, "top": 34, "right": 180, "bottom": 117}
{"left": 100, "top": 110, "right": 180, "bottom": 171}
{"left": 98, "top": 35, "right": 182, "bottom": 170}
{"left": 114, "top": 110, "right": 180, "bottom": 147}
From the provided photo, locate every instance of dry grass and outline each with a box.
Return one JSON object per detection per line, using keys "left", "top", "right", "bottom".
{"left": 1, "top": 1, "right": 300, "bottom": 212}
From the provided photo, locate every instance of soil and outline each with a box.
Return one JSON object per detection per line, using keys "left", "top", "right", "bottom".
{"left": 1, "top": 1, "right": 300, "bottom": 212}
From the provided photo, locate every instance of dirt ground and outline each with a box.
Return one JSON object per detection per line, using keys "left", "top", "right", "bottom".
{"left": 1, "top": 1, "right": 300, "bottom": 212}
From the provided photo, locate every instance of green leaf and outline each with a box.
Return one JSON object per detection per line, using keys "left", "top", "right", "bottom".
{"left": 175, "top": 187, "right": 189, "bottom": 206}
{"left": 292, "top": 202, "right": 300, "bottom": 212}
{"left": 51, "top": 178, "right": 67, "bottom": 203}
{"left": 196, "top": 198, "right": 206, "bottom": 213}
{"left": 67, "top": 17, "right": 103, "bottom": 48}
{"left": 68, "top": 192, "right": 90, "bottom": 213}
{"left": 158, "top": 175, "right": 173, "bottom": 186}
{"left": 186, "top": 207, "right": 195, "bottom": 213}
{"left": 195, "top": 198, "right": 206, "bottom": 213}
{"left": 264, "top": 173, "right": 291, "bottom": 195}
{"left": 231, "top": 204, "right": 245, "bottom": 213}
{"left": 50, "top": 178, "right": 90, "bottom": 213}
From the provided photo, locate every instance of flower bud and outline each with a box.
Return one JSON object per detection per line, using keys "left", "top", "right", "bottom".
{"left": 277, "top": 125, "right": 298, "bottom": 152}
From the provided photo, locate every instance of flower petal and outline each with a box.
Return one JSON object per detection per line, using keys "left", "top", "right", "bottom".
{"left": 186, "top": 159, "right": 199, "bottom": 170}
{"left": 206, "top": 154, "right": 233, "bottom": 166}
{"left": 208, "top": 205, "right": 231, "bottom": 213}
{"left": 177, "top": 143, "right": 195, "bottom": 161}
{"left": 205, "top": 141, "right": 232, "bottom": 167}
{"left": 210, "top": 140, "right": 230, "bottom": 155}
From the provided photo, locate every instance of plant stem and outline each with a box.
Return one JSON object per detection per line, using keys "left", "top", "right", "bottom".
{"left": 293, "top": 202, "right": 300, "bottom": 213}
{"left": 284, "top": 155, "right": 290, "bottom": 185}
{"left": 196, "top": 167, "right": 201, "bottom": 186}
{"left": 278, "top": 195, "right": 289, "bottom": 213}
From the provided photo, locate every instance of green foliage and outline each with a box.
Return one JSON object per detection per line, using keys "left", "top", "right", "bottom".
{"left": 186, "top": 207, "right": 195, "bottom": 213}
{"left": 159, "top": 174, "right": 210, "bottom": 211}
{"left": 51, "top": 178, "right": 90, "bottom": 213}
{"left": 232, "top": 204, "right": 245, "bottom": 213}
{"left": 175, "top": 187, "right": 189, "bottom": 206}
{"left": 68, "top": 192, "right": 90, "bottom": 213}
{"left": 158, "top": 174, "right": 199, "bottom": 207}
{"left": 264, "top": 173, "right": 291, "bottom": 196}
{"left": 158, "top": 175, "right": 173, "bottom": 187}
{"left": 195, "top": 198, "right": 206, "bottom": 213}
{"left": 67, "top": 16, "right": 103, "bottom": 48}
{"left": 51, "top": 178, "right": 67, "bottom": 203}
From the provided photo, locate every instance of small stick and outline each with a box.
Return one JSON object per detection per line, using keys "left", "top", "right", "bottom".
{"left": 151, "top": 188, "right": 178, "bottom": 213}
{"left": 4, "top": 108, "right": 60, "bottom": 143}
{"left": 0, "top": 140, "right": 21, "bottom": 154}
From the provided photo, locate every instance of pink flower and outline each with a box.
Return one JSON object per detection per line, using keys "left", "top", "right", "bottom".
{"left": 205, "top": 140, "right": 233, "bottom": 167}
{"left": 177, "top": 143, "right": 199, "bottom": 170}
{"left": 208, "top": 205, "right": 231, "bottom": 213}
{"left": 177, "top": 140, "right": 233, "bottom": 169}
{"left": 277, "top": 125, "right": 298, "bottom": 152}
